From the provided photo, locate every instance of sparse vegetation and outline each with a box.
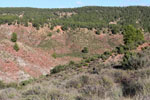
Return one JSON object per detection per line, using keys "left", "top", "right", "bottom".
{"left": 0, "top": 6, "right": 150, "bottom": 100}
{"left": 57, "top": 29, "right": 60, "bottom": 33}
{"left": 95, "top": 30, "right": 100, "bottom": 35}
{"left": 116, "top": 45, "right": 125, "bottom": 54}
{"left": 62, "top": 25, "right": 68, "bottom": 31}
{"left": 82, "top": 47, "right": 88, "bottom": 53}
{"left": 50, "top": 25, "right": 54, "bottom": 30}
{"left": 100, "top": 51, "right": 112, "bottom": 60}
{"left": 33, "top": 22, "right": 40, "bottom": 30}
{"left": 50, "top": 65, "right": 65, "bottom": 74}
{"left": 121, "top": 78, "right": 143, "bottom": 97}
{"left": 11, "top": 32, "right": 17, "bottom": 42}
{"left": 52, "top": 53, "right": 57, "bottom": 59}
{"left": 13, "top": 43, "right": 19, "bottom": 52}
{"left": 122, "top": 48, "right": 150, "bottom": 70}
{"left": 48, "top": 32, "right": 52, "bottom": 37}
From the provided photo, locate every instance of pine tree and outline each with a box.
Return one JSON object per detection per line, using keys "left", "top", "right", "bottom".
{"left": 11, "top": 32, "right": 17, "bottom": 42}
{"left": 13, "top": 43, "right": 19, "bottom": 52}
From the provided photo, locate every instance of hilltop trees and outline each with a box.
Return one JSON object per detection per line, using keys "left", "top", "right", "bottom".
{"left": 109, "top": 25, "right": 120, "bottom": 34}
{"left": 33, "top": 22, "right": 40, "bottom": 30}
{"left": 62, "top": 25, "right": 68, "bottom": 31}
{"left": 0, "top": 7, "right": 150, "bottom": 31}
{"left": 51, "top": 6, "right": 150, "bottom": 31}
{"left": 0, "top": 15, "right": 18, "bottom": 25}
{"left": 95, "top": 30, "right": 101, "bottom": 35}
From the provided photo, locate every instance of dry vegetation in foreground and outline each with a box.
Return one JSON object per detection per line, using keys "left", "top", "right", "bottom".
{"left": 0, "top": 45, "right": 150, "bottom": 100}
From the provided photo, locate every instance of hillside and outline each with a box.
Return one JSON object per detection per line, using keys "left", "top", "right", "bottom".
{"left": 0, "top": 38, "right": 150, "bottom": 100}
{"left": 0, "top": 6, "right": 150, "bottom": 100}
{"left": 1, "top": 6, "right": 150, "bottom": 32}
{"left": 0, "top": 23, "right": 122, "bottom": 82}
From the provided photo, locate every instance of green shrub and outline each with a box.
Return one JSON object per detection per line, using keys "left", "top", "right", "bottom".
{"left": 76, "top": 63, "right": 82, "bottom": 68}
{"left": 116, "top": 45, "right": 125, "bottom": 54}
{"left": 57, "top": 29, "right": 60, "bottom": 33}
{"left": 141, "top": 46, "right": 149, "bottom": 51}
{"left": 19, "top": 79, "right": 33, "bottom": 86}
{"left": 121, "top": 78, "right": 143, "bottom": 97}
{"left": 123, "top": 25, "right": 144, "bottom": 50}
{"left": 24, "top": 22, "right": 28, "bottom": 27}
{"left": 6, "top": 83, "right": 18, "bottom": 88}
{"left": 103, "top": 30, "right": 106, "bottom": 34}
{"left": 85, "top": 58, "right": 90, "bottom": 63}
{"left": 0, "top": 81, "right": 18, "bottom": 89}
{"left": 0, "top": 81, "right": 6, "bottom": 89}
{"left": 121, "top": 49, "right": 150, "bottom": 70}
{"left": 33, "top": 22, "right": 40, "bottom": 30}
{"left": 82, "top": 47, "right": 88, "bottom": 53}
{"left": 69, "top": 61, "right": 75, "bottom": 65}
{"left": 62, "top": 25, "right": 68, "bottom": 31}
{"left": 83, "top": 63, "right": 88, "bottom": 66}
{"left": 11, "top": 32, "right": 17, "bottom": 42}
{"left": 8, "top": 22, "right": 12, "bottom": 25}
{"left": 13, "top": 43, "right": 19, "bottom": 52}
{"left": 47, "top": 32, "right": 52, "bottom": 37}
{"left": 91, "top": 57, "right": 96, "bottom": 61}
{"left": 100, "top": 54, "right": 108, "bottom": 60}
{"left": 95, "top": 30, "right": 100, "bottom": 35}
{"left": 110, "top": 25, "right": 120, "bottom": 34}
{"left": 100, "top": 51, "right": 112, "bottom": 60}
{"left": 50, "top": 25, "right": 54, "bottom": 30}
{"left": 104, "top": 51, "right": 112, "bottom": 56}
{"left": 51, "top": 65, "right": 65, "bottom": 74}
{"left": 52, "top": 53, "right": 57, "bottom": 59}
{"left": 17, "top": 21, "right": 20, "bottom": 25}
{"left": 148, "top": 26, "right": 150, "bottom": 33}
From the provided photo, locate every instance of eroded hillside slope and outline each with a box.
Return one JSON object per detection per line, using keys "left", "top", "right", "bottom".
{"left": 0, "top": 42, "right": 150, "bottom": 100}
{"left": 0, "top": 24, "right": 123, "bottom": 82}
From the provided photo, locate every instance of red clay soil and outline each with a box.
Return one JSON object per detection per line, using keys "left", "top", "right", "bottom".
{"left": 104, "top": 42, "right": 150, "bottom": 64}
{"left": 53, "top": 25, "right": 64, "bottom": 33}
{"left": 94, "top": 33, "right": 123, "bottom": 53}
{"left": 104, "top": 54, "right": 124, "bottom": 64}
{"left": 136, "top": 42, "right": 150, "bottom": 51}
{"left": 0, "top": 41, "right": 80, "bottom": 83}
{"left": 0, "top": 24, "right": 123, "bottom": 83}
{"left": 0, "top": 24, "right": 81, "bottom": 83}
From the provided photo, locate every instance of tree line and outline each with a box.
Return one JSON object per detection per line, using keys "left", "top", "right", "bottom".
{"left": 0, "top": 6, "right": 150, "bottom": 32}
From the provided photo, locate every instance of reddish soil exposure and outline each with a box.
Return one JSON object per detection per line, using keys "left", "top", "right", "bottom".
{"left": 0, "top": 24, "right": 124, "bottom": 83}
{"left": 136, "top": 43, "right": 150, "bottom": 51}
{"left": 0, "top": 24, "right": 81, "bottom": 83}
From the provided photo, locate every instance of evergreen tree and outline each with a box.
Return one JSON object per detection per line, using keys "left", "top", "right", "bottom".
{"left": 123, "top": 25, "right": 144, "bottom": 49}
{"left": 11, "top": 32, "right": 17, "bottom": 42}
{"left": 13, "top": 43, "right": 19, "bottom": 52}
